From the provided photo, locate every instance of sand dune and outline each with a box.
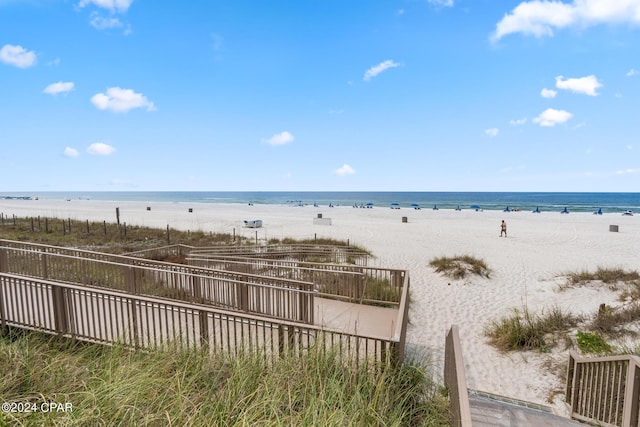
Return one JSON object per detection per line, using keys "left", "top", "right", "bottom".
{"left": 1, "top": 198, "right": 638, "bottom": 413}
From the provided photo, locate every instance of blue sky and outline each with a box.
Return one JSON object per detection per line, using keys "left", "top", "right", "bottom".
{"left": 1, "top": 0, "right": 639, "bottom": 192}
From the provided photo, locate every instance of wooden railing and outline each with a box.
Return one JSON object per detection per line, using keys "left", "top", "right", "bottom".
{"left": 0, "top": 273, "right": 397, "bottom": 368}
{"left": 128, "top": 243, "right": 371, "bottom": 265}
{"left": 444, "top": 325, "right": 473, "bottom": 427}
{"left": 0, "top": 241, "right": 315, "bottom": 324}
{"left": 566, "top": 351, "right": 640, "bottom": 427}
{"left": 0, "top": 239, "right": 410, "bottom": 367}
{"left": 187, "top": 255, "right": 404, "bottom": 307}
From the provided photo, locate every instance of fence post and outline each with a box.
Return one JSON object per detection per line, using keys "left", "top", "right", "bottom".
{"left": 51, "top": 285, "right": 69, "bottom": 337}
{"left": 41, "top": 251, "right": 48, "bottom": 279}
{"left": 278, "top": 324, "right": 286, "bottom": 357}
{"left": 125, "top": 267, "right": 140, "bottom": 348}
{"left": 566, "top": 353, "right": 582, "bottom": 417}
{"left": 0, "top": 275, "right": 6, "bottom": 335}
{"left": 0, "top": 248, "right": 7, "bottom": 273}
{"left": 237, "top": 281, "right": 249, "bottom": 312}
{"left": 622, "top": 358, "right": 640, "bottom": 427}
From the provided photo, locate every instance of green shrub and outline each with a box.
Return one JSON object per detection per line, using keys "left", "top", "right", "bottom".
{"left": 576, "top": 331, "right": 612, "bottom": 354}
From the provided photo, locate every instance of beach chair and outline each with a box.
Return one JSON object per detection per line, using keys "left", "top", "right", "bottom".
{"left": 561, "top": 207, "right": 569, "bottom": 214}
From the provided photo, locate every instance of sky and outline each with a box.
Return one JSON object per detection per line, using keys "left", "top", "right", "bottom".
{"left": 1, "top": 0, "right": 639, "bottom": 192}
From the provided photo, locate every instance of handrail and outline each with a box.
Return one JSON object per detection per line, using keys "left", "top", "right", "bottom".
{"left": 444, "top": 325, "right": 473, "bottom": 427}
{"left": 187, "top": 255, "right": 404, "bottom": 306}
{"left": 566, "top": 350, "right": 640, "bottom": 427}
{"left": 0, "top": 273, "right": 396, "bottom": 367}
{"left": 0, "top": 243, "right": 316, "bottom": 323}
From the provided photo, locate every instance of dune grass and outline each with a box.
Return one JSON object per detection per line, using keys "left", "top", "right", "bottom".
{"left": 429, "top": 255, "right": 491, "bottom": 280}
{"left": 565, "top": 267, "right": 640, "bottom": 286}
{"left": 487, "top": 267, "right": 640, "bottom": 355}
{"left": 0, "top": 329, "right": 449, "bottom": 426}
{"left": 485, "top": 306, "right": 580, "bottom": 352}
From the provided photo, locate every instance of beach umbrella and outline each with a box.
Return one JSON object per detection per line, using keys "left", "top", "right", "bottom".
{"left": 390, "top": 202, "right": 400, "bottom": 209}
{"left": 410, "top": 203, "right": 419, "bottom": 207}
{"left": 366, "top": 202, "right": 373, "bottom": 206}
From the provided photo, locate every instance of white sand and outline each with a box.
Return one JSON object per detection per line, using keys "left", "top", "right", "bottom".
{"left": 2, "top": 198, "right": 639, "bottom": 413}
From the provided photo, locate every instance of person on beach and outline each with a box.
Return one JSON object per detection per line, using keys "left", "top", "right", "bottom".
{"left": 500, "top": 220, "right": 507, "bottom": 237}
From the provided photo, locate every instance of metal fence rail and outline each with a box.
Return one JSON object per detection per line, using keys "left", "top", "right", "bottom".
{"left": 0, "top": 241, "right": 315, "bottom": 324}
{"left": 566, "top": 351, "right": 640, "bottom": 427}
{"left": 0, "top": 273, "right": 398, "bottom": 367}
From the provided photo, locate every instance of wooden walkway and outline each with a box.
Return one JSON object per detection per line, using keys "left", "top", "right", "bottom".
{"left": 468, "top": 390, "right": 583, "bottom": 427}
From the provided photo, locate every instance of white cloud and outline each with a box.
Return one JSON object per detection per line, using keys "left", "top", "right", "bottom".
{"left": 533, "top": 108, "right": 573, "bottom": 127}
{"left": 485, "top": 128, "right": 499, "bottom": 137}
{"left": 541, "top": 88, "right": 557, "bottom": 98}
{"left": 510, "top": 117, "right": 527, "bottom": 126}
{"left": 90, "top": 15, "right": 123, "bottom": 30}
{"left": 428, "top": 0, "right": 454, "bottom": 7}
{"left": 335, "top": 164, "right": 355, "bottom": 176}
{"left": 79, "top": 0, "right": 133, "bottom": 13}
{"left": 626, "top": 68, "right": 639, "bottom": 77}
{"left": 0, "top": 44, "right": 37, "bottom": 68}
{"left": 492, "top": 0, "right": 640, "bottom": 41}
{"left": 555, "top": 75, "right": 602, "bottom": 96}
{"left": 627, "top": 145, "right": 634, "bottom": 150}
{"left": 87, "top": 142, "right": 116, "bottom": 156}
{"left": 616, "top": 168, "right": 640, "bottom": 175}
{"left": 91, "top": 87, "right": 156, "bottom": 112}
{"left": 263, "top": 131, "right": 294, "bottom": 146}
{"left": 43, "top": 81, "right": 74, "bottom": 95}
{"left": 64, "top": 147, "right": 79, "bottom": 158}
{"left": 363, "top": 60, "right": 400, "bottom": 81}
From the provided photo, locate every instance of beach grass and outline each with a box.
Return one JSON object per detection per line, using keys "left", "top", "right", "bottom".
{"left": 0, "top": 328, "right": 449, "bottom": 426}
{"left": 485, "top": 306, "right": 580, "bottom": 352}
{"left": 563, "top": 267, "right": 640, "bottom": 290}
{"left": 429, "top": 255, "right": 491, "bottom": 280}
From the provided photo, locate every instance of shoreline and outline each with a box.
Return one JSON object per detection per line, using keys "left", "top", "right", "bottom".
{"left": 1, "top": 198, "right": 639, "bottom": 414}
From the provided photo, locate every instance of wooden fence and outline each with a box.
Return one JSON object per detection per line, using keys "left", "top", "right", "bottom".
{"left": 0, "top": 240, "right": 315, "bottom": 324}
{"left": 566, "top": 351, "right": 640, "bottom": 427}
{"left": 444, "top": 325, "right": 473, "bottom": 427}
{"left": 0, "top": 273, "right": 398, "bottom": 367}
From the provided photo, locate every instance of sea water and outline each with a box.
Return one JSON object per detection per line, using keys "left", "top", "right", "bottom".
{"left": 2, "top": 191, "right": 639, "bottom": 213}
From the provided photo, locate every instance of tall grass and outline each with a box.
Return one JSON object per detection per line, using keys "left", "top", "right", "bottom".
{"left": 563, "top": 267, "right": 640, "bottom": 288}
{"left": 429, "top": 255, "right": 491, "bottom": 280}
{"left": 0, "top": 329, "right": 449, "bottom": 426}
{"left": 485, "top": 306, "right": 580, "bottom": 352}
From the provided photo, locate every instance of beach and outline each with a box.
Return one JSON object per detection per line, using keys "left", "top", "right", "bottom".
{"left": 1, "top": 197, "right": 639, "bottom": 414}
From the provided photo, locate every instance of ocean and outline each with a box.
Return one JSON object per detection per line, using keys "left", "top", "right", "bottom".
{"left": 2, "top": 191, "right": 639, "bottom": 213}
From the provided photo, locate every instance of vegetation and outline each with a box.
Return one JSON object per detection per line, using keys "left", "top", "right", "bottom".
{"left": 590, "top": 303, "right": 640, "bottom": 336}
{"left": 564, "top": 267, "right": 640, "bottom": 287}
{"left": 0, "top": 329, "right": 449, "bottom": 426}
{"left": 429, "top": 255, "right": 491, "bottom": 280}
{"left": 487, "top": 267, "right": 640, "bottom": 355}
{"left": 0, "top": 214, "right": 242, "bottom": 253}
{"left": 485, "top": 306, "right": 579, "bottom": 352}
{"left": 0, "top": 216, "right": 446, "bottom": 426}
{"left": 576, "top": 331, "right": 612, "bottom": 354}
